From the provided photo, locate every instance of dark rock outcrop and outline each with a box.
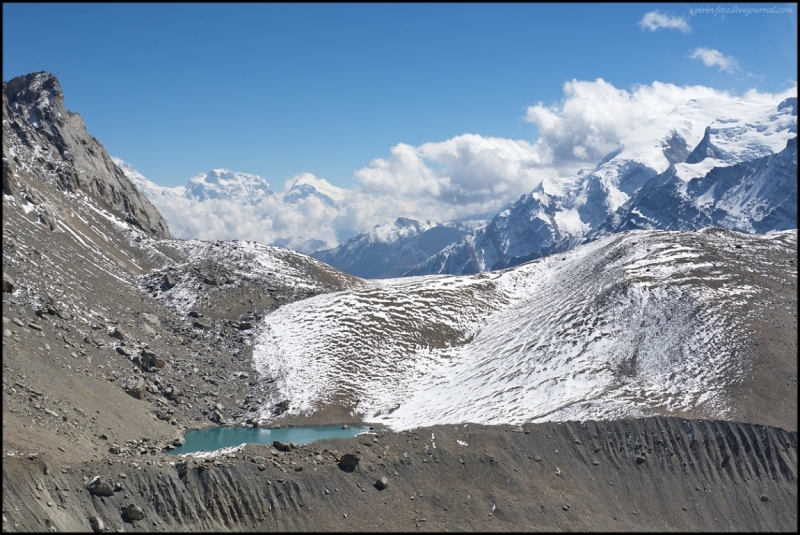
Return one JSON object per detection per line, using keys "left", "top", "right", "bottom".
{"left": 337, "top": 453, "right": 360, "bottom": 471}
{"left": 2, "top": 72, "right": 170, "bottom": 238}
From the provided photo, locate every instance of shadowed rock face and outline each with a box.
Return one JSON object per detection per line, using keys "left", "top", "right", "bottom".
{"left": 2, "top": 71, "right": 170, "bottom": 238}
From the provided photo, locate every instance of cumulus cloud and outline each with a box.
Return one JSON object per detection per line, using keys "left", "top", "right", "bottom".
{"left": 690, "top": 47, "right": 741, "bottom": 74}
{"left": 523, "top": 79, "right": 733, "bottom": 171}
{"left": 354, "top": 135, "right": 557, "bottom": 215}
{"left": 351, "top": 79, "right": 796, "bottom": 236}
{"left": 638, "top": 11, "right": 691, "bottom": 33}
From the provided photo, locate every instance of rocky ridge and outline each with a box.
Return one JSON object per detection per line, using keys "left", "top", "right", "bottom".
{"left": 312, "top": 217, "right": 471, "bottom": 279}
{"left": 3, "top": 72, "right": 170, "bottom": 239}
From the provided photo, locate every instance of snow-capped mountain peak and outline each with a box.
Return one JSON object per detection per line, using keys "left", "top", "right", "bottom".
{"left": 185, "top": 169, "right": 274, "bottom": 204}
{"left": 283, "top": 173, "right": 347, "bottom": 205}
{"left": 408, "top": 93, "right": 797, "bottom": 276}
{"left": 312, "top": 217, "right": 471, "bottom": 278}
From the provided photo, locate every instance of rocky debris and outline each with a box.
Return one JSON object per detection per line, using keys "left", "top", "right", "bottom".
{"left": 86, "top": 476, "right": 114, "bottom": 497}
{"left": 2, "top": 271, "right": 15, "bottom": 293}
{"left": 1, "top": 418, "right": 799, "bottom": 532}
{"left": 163, "top": 274, "right": 177, "bottom": 289}
{"left": 273, "top": 440, "right": 292, "bottom": 452}
{"left": 88, "top": 516, "right": 105, "bottom": 533}
{"left": 635, "top": 452, "right": 647, "bottom": 464}
{"left": 124, "top": 503, "right": 145, "bottom": 521}
{"left": 108, "top": 327, "right": 127, "bottom": 340}
{"left": 273, "top": 400, "right": 290, "bottom": 415}
{"left": 338, "top": 453, "right": 360, "bottom": 472}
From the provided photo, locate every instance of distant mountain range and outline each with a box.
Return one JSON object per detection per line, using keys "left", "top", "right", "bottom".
{"left": 310, "top": 217, "right": 473, "bottom": 279}
{"left": 116, "top": 160, "right": 486, "bottom": 270}
{"left": 408, "top": 96, "right": 797, "bottom": 275}
{"left": 114, "top": 160, "right": 360, "bottom": 253}
{"left": 119, "top": 93, "right": 797, "bottom": 279}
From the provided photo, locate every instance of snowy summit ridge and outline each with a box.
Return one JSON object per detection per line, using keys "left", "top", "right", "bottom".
{"left": 408, "top": 92, "right": 798, "bottom": 275}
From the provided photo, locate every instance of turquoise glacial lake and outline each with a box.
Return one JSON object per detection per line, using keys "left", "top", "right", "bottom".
{"left": 168, "top": 425, "right": 372, "bottom": 455}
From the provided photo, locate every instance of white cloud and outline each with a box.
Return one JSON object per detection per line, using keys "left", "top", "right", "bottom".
{"left": 638, "top": 11, "right": 691, "bottom": 33}
{"left": 690, "top": 47, "right": 741, "bottom": 74}
{"left": 523, "top": 79, "right": 728, "bottom": 171}
{"left": 353, "top": 135, "right": 556, "bottom": 215}
{"left": 124, "top": 79, "right": 796, "bottom": 253}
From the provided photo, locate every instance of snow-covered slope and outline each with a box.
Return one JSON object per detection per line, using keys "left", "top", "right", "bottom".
{"left": 594, "top": 136, "right": 797, "bottom": 237}
{"left": 252, "top": 227, "right": 797, "bottom": 430}
{"left": 149, "top": 238, "right": 364, "bottom": 315}
{"left": 408, "top": 95, "right": 798, "bottom": 276}
{"left": 312, "top": 217, "right": 471, "bottom": 278}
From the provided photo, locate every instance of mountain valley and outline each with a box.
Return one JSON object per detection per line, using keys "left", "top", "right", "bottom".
{"left": 2, "top": 72, "right": 797, "bottom": 532}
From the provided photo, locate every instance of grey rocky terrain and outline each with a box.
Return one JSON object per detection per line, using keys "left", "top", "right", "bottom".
{"left": 2, "top": 72, "right": 796, "bottom": 532}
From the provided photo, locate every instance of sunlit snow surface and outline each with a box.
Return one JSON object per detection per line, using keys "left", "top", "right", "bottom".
{"left": 253, "top": 228, "right": 797, "bottom": 430}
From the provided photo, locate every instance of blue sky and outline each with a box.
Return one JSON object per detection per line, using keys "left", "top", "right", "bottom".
{"left": 3, "top": 3, "right": 797, "bottom": 190}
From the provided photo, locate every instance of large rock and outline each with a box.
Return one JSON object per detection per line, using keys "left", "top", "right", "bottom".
{"left": 273, "top": 400, "right": 290, "bottom": 415}
{"left": 2, "top": 272, "right": 14, "bottom": 293}
{"left": 124, "top": 503, "right": 145, "bottom": 521}
{"left": 163, "top": 274, "right": 176, "bottom": 289}
{"left": 86, "top": 476, "right": 114, "bottom": 497}
{"left": 142, "top": 313, "right": 161, "bottom": 327}
{"left": 273, "top": 440, "right": 292, "bottom": 452}
{"left": 108, "top": 326, "right": 127, "bottom": 340}
{"left": 88, "top": 516, "right": 105, "bottom": 533}
{"left": 121, "top": 376, "right": 146, "bottom": 400}
{"left": 338, "top": 453, "right": 360, "bottom": 471}
{"left": 192, "top": 318, "right": 212, "bottom": 330}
